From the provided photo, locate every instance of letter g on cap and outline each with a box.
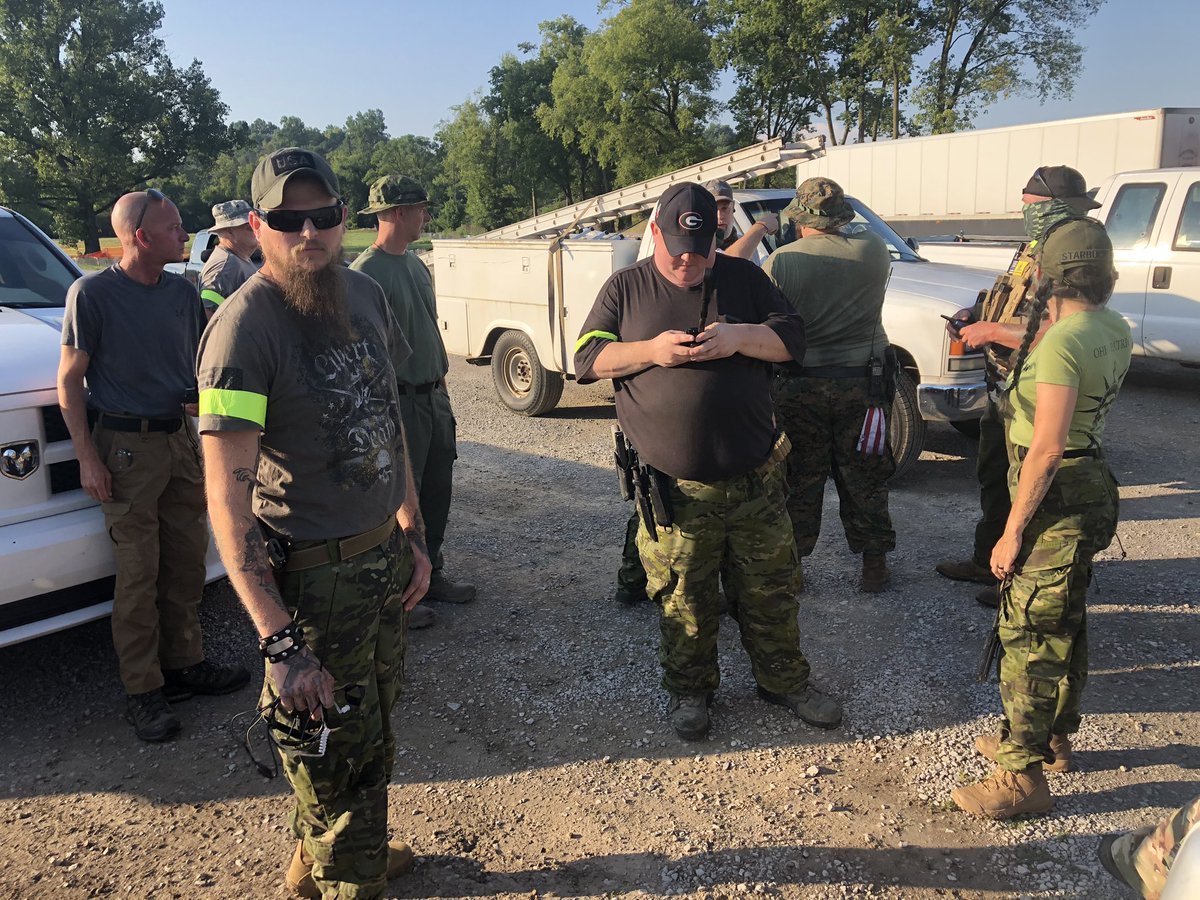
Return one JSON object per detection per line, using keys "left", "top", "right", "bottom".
{"left": 679, "top": 212, "right": 704, "bottom": 231}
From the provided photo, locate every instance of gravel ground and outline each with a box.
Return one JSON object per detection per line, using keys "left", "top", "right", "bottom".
{"left": 2, "top": 355, "right": 1197, "bottom": 899}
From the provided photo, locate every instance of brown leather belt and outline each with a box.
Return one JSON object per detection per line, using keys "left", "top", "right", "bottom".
{"left": 284, "top": 518, "right": 397, "bottom": 572}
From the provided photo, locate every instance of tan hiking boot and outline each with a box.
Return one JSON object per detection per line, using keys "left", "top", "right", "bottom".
{"left": 286, "top": 839, "right": 415, "bottom": 897}
{"left": 860, "top": 553, "right": 891, "bottom": 592}
{"left": 935, "top": 557, "right": 996, "bottom": 584}
{"left": 951, "top": 765, "right": 1053, "bottom": 819}
{"left": 974, "top": 732, "right": 1075, "bottom": 773}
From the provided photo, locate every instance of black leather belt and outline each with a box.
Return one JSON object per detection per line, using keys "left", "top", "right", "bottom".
{"left": 90, "top": 411, "right": 183, "bottom": 434}
{"left": 793, "top": 365, "right": 871, "bottom": 378}
{"left": 398, "top": 381, "right": 438, "bottom": 395}
{"left": 1014, "top": 446, "right": 1100, "bottom": 461}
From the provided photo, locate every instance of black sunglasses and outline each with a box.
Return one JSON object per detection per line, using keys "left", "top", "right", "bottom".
{"left": 134, "top": 188, "right": 166, "bottom": 232}
{"left": 256, "top": 202, "right": 344, "bottom": 233}
{"left": 1029, "top": 167, "right": 1053, "bottom": 198}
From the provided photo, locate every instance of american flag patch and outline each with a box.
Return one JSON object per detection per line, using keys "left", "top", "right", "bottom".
{"left": 857, "top": 406, "right": 888, "bottom": 456}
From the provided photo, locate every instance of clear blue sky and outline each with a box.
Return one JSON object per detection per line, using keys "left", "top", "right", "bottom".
{"left": 158, "top": 0, "right": 1194, "bottom": 139}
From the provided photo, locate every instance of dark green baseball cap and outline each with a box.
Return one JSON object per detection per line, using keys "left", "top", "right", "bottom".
{"left": 359, "top": 175, "right": 429, "bottom": 215}
{"left": 252, "top": 147, "right": 340, "bottom": 209}
{"left": 783, "top": 177, "right": 855, "bottom": 229}
{"left": 1039, "top": 218, "right": 1114, "bottom": 283}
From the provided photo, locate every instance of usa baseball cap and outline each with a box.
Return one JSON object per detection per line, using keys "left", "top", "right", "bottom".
{"left": 656, "top": 183, "right": 717, "bottom": 257}
{"left": 252, "top": 147, "right": 341, "bottom": 210}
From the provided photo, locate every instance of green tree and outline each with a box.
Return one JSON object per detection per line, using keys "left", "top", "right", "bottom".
{"left": 328, "top": 109, "right": 389, "bottom": 225}
{"left": 912, "top": 0, "right": 1103, "bottom": 134}
{"left": 541, "top": 0, "right": 717, "bottom": 184}
{"left": 0, "top": 0, "right": 233, "bottom": 250}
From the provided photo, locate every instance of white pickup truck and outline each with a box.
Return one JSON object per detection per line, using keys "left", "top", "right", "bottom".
{"left": 433, "top": 189, "right": 998, "bottom": 476}
{"left": 164, "top": 228, "right": 219, "bottom": 286}
{"left": 0, "top": 206, "right": 224, "bottom": 648}
{"left": 915, "top": 168, "right": 1200, "bottom": 367}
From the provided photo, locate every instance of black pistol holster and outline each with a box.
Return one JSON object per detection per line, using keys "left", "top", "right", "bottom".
{"left": 612, "top": 427, "right": 674, "bottom": 540}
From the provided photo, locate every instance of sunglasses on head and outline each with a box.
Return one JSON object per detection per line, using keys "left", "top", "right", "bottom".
{"left": 1029, "top": 168, "right": 1054, "bottom": 198}
{"left": 256, "top": 202, "right": 344, "bottom": 233}
{"left": 134, "top": 188, "right": 166, "bottom": 232}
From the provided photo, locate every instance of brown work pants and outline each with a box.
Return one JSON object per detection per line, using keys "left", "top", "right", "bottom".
{"left": 94, "top": 421, "right": 207, "bottom": 694}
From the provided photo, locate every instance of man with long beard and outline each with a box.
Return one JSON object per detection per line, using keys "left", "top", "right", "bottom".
{"left": 197, "top": 148, "right": 431, "bottom": 898}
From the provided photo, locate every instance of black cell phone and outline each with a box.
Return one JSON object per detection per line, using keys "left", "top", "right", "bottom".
{"left": 940, "top": 314, "right": 965, "bottom": 331}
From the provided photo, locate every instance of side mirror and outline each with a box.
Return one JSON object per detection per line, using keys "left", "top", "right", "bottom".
{"left": 904, "top": 236, "right": 920, "bottom": 252}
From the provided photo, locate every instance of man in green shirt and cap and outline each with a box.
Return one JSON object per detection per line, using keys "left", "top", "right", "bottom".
{"left": 351, "top": 176, "right": 476, "bottom": 622}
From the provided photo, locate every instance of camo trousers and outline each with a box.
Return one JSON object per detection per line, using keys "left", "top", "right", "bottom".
{"left": 772, "top": 374, "right": 896, "bottom": 556}
{"left": 637, "top": 435, "right": 810, "bottom": 697}
{"left": 993, "top": 458, "right": 1118, "bottom": 771}
{"left": 265, "top": 526, "right": 413, "bottom": 899}
{"left": 1109, "top": 793, "right": 1200, "bottom": 900}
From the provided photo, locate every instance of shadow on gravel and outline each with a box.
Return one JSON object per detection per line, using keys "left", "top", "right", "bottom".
{"left": 391, "top": 842, "right": 1075, "bottom": 897}
{"left": 1077, "top": 743, "right": 1200, "bottom": 774}
{"left": 539, "top": 403, "right": 617, "bottom": 421}
{"left": 1072, "top": 779, "right": 1200, "bottom": 817}
{"left": 1079, "top": 658, "right": 1200, "bottom": 715}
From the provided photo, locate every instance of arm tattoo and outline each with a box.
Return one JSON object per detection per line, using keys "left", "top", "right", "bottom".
{"left": 280, "top": 647, "right": 321, "bottom": 690}
{"left": 237, "top": 514, "right": 284, "bottom": 605}
{"left": 1011, "top": 461, "right": 1061, "bottom": 536}
{"left": 404, "top": 527, "right": 428, "bottom": 558}
{"left": 233, "top": 466, "right": 257, "bottom": 502}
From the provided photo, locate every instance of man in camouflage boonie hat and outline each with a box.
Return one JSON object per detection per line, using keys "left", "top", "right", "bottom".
{"left": 198, "top": 200, "right": 260, "bottom": 315}
{"left": 360, "top": 175, "right": 429, "bottom": 216}
{"left": 351, "top": 176, "right": 473, "bottom": 619}
{"left": 784, "top": 177, "right": 856, "bottom": 230}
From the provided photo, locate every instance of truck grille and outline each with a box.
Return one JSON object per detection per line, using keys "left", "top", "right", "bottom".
{"left": 49, "top": 459, "right": 82, "bottom": 494}
{"left": 40, "top": 405, "right": 70, "bottom": 443}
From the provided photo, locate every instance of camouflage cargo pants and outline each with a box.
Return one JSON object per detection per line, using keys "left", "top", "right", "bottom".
{"left": 616, "top": 511, "right": 648, "bottom": 595}
{"left": 266, "top": 526, "right": 413, "bottom": 899}
{"left": 1109, "top": 793, "right": 1200, "bottom": 899}
{"left": 772, "top": 374, "right": 896, "bottom": 557}
{"left": 993, "top": 458, "right": 1118, "bottom": 771}
{"left": 972, "top": 397, "right": 1014, "bottom": 567}
{"left": 637, "top": 434, "right": 810, "bottom": 697}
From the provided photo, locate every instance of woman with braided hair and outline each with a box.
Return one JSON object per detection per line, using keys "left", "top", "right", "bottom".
{"left": 952, "top": 218, "right": 1131, "bottom": 820}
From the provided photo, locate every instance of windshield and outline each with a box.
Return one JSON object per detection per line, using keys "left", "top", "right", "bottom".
{"left": 0, "top": 216, "right": 79, "bottom": 308}
{"left": 740, "top": 196, "right": 921, "bottom": 262}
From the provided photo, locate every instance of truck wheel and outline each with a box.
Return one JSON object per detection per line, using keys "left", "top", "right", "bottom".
{"left": 889, "top": 369, "right": 927, "bottom": 479}
{"left": 491, "top": 330, "right": 565, "bottom": 416}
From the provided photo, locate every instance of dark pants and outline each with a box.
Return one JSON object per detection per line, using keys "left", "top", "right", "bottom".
{"left": 398, "top": 385, "right": 456, "bottom": 574}
{"left": 973, "top": 398, "right": 1013, "bottom": 567}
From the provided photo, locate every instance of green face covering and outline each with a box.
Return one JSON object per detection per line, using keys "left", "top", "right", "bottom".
{"left": 1022, "top": 198, "right": 1078, "bottom": 242}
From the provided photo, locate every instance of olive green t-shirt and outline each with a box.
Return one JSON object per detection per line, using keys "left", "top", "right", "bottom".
{"left": 763, "top": 230, "right": 891, "bottom": 368}
{"left": 1008, "top": 307, "right": 1132, "bottom": 451}
{"left": 350, "top": 246, "right": 448, "bottom": 386}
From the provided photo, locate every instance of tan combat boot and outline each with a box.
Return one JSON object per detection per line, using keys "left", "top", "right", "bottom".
{"left": 951, "top": 765, "right": 1053, "bottom": 819}
{"left": 286, "top": 839, "right": 415, "bottom": 897}
{"left": 974, "top": 732, "right": 1075, "bottom": 773}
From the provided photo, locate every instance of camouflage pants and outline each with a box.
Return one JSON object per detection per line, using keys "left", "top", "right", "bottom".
{"left": 1109, "top": 793, "right": 1200, "bottom": 899}
{"left": 772, "top": 374, "right": 896, "bottom": 556}
{"left": 617, "top": 511, "right": 648, "bottom": 595}
{"left": 637, "top": 435, "right": 810, "bottom": 697}
{"left": 972, "top": 397, "right": 1014, "bottom": 567}
{"left": 993, "top": 458, "right": 1118, "bottom": 771}
{"left": 266, "top": 526, "right": 413, "bottom": 900}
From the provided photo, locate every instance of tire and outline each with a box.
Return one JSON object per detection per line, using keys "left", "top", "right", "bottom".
{"left": 490, "top": 330, "right": 565, "bottom": 416}
{"left": 950, "top": 418, "right": 982, "bottom": 440}
{"left": 888, "top": 368, "right": 927, "bottom": 479}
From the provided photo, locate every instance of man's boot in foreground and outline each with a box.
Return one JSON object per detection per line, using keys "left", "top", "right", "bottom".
{"left": 935, "top": 557, "right": 997, "bottom": 584}
{"left": 667, "top": 694, "right": 711, "bottom": 741}
{"left": 757, "top": 685, "right": 843, "bottom": 729}
{"left": 287, "top": 840, "right": 415, "bottom": 898}
{"left": 425, "top": 572, "right": 477, "bottom": 604}
{"left": 860, "top": 552, "right": 891, "bottom": 593}
{"left": 951, "top": 764, "right": 1053, "bottom": 819}
{"left": 974, "top": 731, "right": 1075, "bottom": 773}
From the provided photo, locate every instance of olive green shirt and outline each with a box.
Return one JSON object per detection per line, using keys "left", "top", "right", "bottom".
{"left": 350, "top": 246, "right": 448, "bottom": 385}
{"left": 1008, "top": 307, "right": 1131, "bottom": 451}
{"left": 763, "top": 231, "right": 890, "bottom": 368}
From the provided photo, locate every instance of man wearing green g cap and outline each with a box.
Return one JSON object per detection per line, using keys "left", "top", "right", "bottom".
{"left": 765, "top": 177, "right": 896, "bottom": 593}
{"left": 352, "top": 176, "right": 476, "bottom": 614}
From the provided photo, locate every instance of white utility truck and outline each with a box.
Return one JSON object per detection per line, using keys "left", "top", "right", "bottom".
{"left": 794, "top": 107, "right": 1200, "bottom": 239}
{"left": 918, "top": 168, "right": 1200, "bottom": 368}
{"left": 432, "top": 140, "right": 999, "bottom": 476}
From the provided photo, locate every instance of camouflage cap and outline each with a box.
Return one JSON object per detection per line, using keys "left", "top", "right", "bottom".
{"left": 359, "top": 175, "right": 429, "bottom": 215}
{"left": 704, "top": 179, "right": 734, "bottom": 202}
{"left": 1038, "top": 218, "right": 1114, "bottom": 283}
{"left": 251, "top": 147, "right": 340, "bottom": 209}
{"left": 784, "top": 177, "right": 855, "bottom": 229}
{"left": 209, "top": 199, "right": 252, "bottom": 231}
